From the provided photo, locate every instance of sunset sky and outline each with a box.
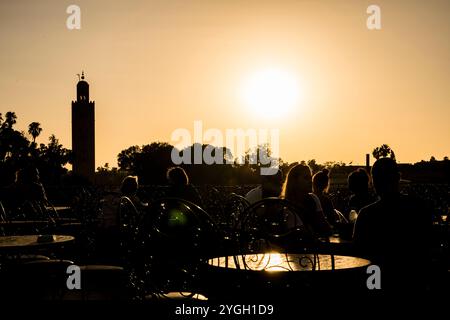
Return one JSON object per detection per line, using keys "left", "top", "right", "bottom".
{"left": 1, "top": 0, "right": 449, "bottom": 168}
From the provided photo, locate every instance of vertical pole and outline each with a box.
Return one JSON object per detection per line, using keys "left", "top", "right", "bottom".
{"left": 366, "top": 154, "right": 370, "bottom": 172}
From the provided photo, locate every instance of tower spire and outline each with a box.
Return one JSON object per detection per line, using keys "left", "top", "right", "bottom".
{"left": 76, "top": 70, "right": 89, "bottom": 101}
{"left": 72, "top": 72, "right": 95, "bottom": 182}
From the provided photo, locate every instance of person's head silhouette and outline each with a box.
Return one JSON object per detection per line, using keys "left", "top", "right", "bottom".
{"left": 312, "top": 169, "right": 330, "bottom": 194}
{"left": 371, "top": 158, "right": 400, "bottom": 197}
{"left": 121, "top": 176, "right": 138, "bottom": 196}
{"left": 281, "top": 164, "right": 312, "bottom": 199}
{"left": 166, "top": 166, "right": 189, "bottom": 186}
{"left": 261, "top": 169, "right": 284, "bottom": 197}
{"left": 348, "top": 168, "right": 370, "bottom": 195}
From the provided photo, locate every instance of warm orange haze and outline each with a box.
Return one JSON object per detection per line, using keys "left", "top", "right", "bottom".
{"left": 1, "top": 0, "right": 450, "bottom": 309}
{"left": 1, "top": 0, "right": 449, "bottom": 168}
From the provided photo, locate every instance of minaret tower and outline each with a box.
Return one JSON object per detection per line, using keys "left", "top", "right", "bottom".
{"left": 72, "top": 71, "right": 95, "bottom": 182}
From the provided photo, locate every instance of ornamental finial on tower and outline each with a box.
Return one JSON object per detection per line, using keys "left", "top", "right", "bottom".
{"left": 81, "top": 71, "right": 85, "bottom": 80}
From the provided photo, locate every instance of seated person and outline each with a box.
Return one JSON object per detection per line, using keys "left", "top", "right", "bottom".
{"left": 353, "top": 158, "right": 432, "bottom": 291}
{"left": 347, "top": 168, "right": 376, "bottom": 213}
{"left": 281, "top": 164, "right": 332, "bottom": 237}
{"left": 312, "top": 169, "right": 338, "bottom": 227}
{"left": 120, "top": 175, "right": 147, "bottom": 209}
{"left": 6, "top": 167, "right": 48, "bottom": 210}
{"left": 245, "top": 169, "right": 284, "bottom": 204}
{"left": 166, "top": 167, "right": 203, "bottom": 208}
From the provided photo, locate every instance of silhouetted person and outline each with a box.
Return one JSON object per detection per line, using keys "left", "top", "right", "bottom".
{"left": 245, "top": 169, "right": 284, "bottom": 204}
{"left": 353, "top": 158, "right": 432, "bottom": 292}
{"left": 121, "top": 175, "right": 147, "bottom": 209}
{"left": 347, "top": 168, "right": 376, "bottom": 213}
{"left": 281, "top": 164, "right": 331, "bottom": 237}
{"left": 312, "top": 169, "right": 338, "bottom": 227}
{"left": 7, "top": 167, "right": 47, "bottom": 209}
{"left": 166, "top": 167, "right": 203, "bottom": 207}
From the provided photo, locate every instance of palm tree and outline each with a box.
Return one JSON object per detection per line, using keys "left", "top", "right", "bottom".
{"left": 28, "top": 122, "right": 42, "bottom": 143}
{"left": 3, "top": 111, "right": 17, "bottom": 129}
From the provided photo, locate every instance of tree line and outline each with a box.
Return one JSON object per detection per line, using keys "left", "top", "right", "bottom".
{"left": 112, "top": 142, "right": 449, "bottom": 185}
{"left": 0, "top": 111, "right": 71, "bottom": 186}
{"left": 1, "top": 110, "right": 447, "bottom": 187}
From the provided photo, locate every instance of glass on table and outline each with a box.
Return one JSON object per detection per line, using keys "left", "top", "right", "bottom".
{"left": 349, "top": 210, "right": 358, "bottom": 223}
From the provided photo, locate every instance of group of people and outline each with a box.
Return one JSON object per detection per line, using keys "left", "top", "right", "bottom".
{"left": 120, "top": 161, "right": 432, "bottom": 284}
{"left": 243, "top": 159, "right": 432, "bottom": 291}
{"left": 119, "top": 166, "right": 203, "bottom": 210}
{"left": 3, "top": 159, "right": 432, "bottom": 291}
{"left": 244, "top": 164, "right": 375, "bottom": 237}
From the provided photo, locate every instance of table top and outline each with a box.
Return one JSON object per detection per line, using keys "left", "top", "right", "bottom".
{"left": 208, "top": 253, "right": 370, "bottom": 272}
{"left": 0, "top": 235, "right": 74, "bottom": 251}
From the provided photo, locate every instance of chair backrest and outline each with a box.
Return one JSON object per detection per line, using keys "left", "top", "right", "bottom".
{"left": 118, "top": 196, "right": 140, "bottom": 232}
{"left": 136, "top": 197, "right": 222, "bottom": 297}
{"left": 334, "top": 209, "right": 349, "bottom": 224}
{"left": 237, "top": 197, "right": 317, "bottom": 253}
{"left": 2, "top": 200, "right": 56, "bottom": 235}
{"left": 118, "top": 196, "right": 141, "bottom": 264}
{"left": 221, "top": 193, "right": 250, "bottom": 233}
{"left": 42, "top": 200, "right": 60, "bottom": 220}
{"left": 14, "top": 200, "right": 58, "bottom": 222}
{"left": 140, "top": 197, "right": 222, "bottom": 259}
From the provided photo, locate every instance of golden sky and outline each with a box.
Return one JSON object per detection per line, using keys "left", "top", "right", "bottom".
{"left": 1, "top": 0, "right": 449, "bottom": 168}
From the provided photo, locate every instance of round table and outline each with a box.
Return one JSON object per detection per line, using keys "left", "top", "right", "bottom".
{"left": 205, "top": 253, "right": 371, "bottom": 300}
{"left": 0, "top": 235, "right": 75, "bottom": 254}
{"left": 208, "top": 253, "right": 370, "bottom": 271}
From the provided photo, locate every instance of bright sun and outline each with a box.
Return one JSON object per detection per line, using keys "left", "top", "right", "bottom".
{"left": 241, "top": 68, "right": 300, "bottom": 118}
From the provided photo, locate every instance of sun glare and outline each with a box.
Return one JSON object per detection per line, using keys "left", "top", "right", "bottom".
{"left": 241, "top": 68, "right": 300, "bottom": 118}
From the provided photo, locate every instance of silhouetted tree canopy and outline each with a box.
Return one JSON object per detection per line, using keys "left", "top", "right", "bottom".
{"left": 372, "top": 144, "right": 396, "bottom": 160}
{"left": 0, "top": 111, "right": 72, "bottom": 186}
{"left": 117, "top": 142, "right": 175, "bottom": 184}
{"left": 28, "top": 122, "right": 42, "bottom": 143}
{"left": 117, "top": 142, "right": 282, "bottom": 185}
{"left": 36, "top": 135, "right": 72, "bottom": 184}
{"left": 307, "top": 159, "right": 323, "bottom": 174}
